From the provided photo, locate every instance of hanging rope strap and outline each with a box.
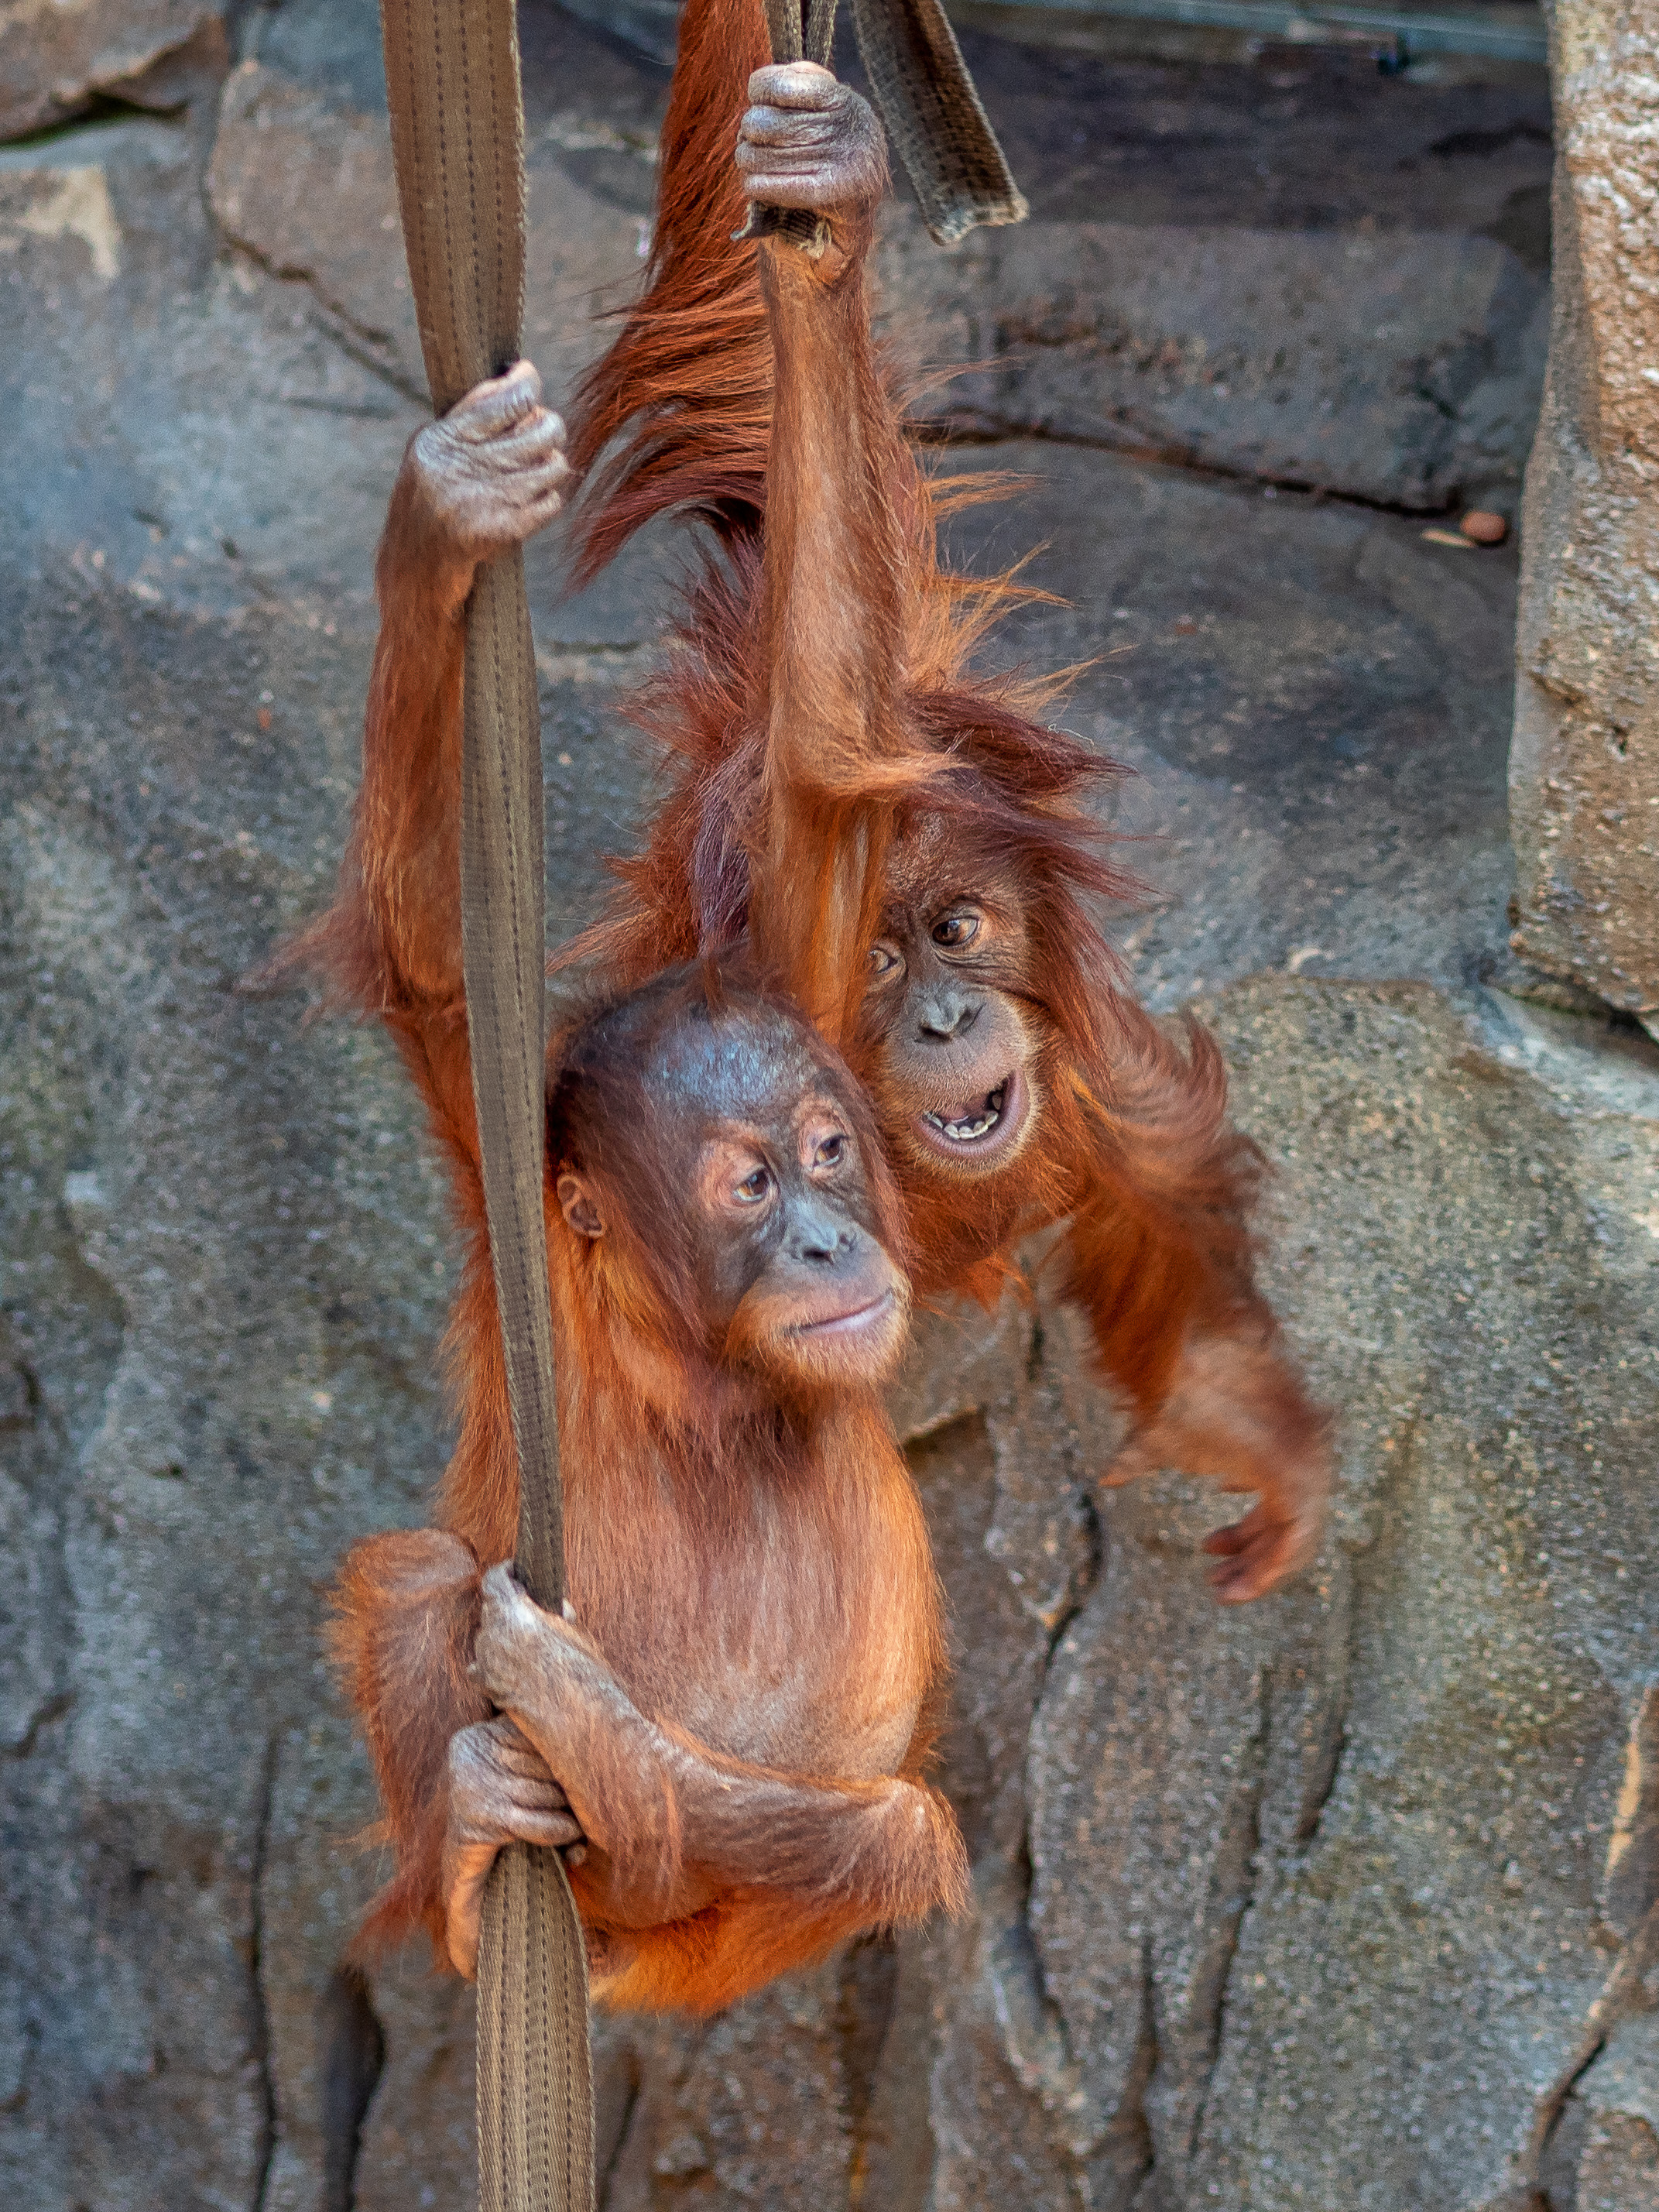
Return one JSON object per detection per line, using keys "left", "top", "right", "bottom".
{"left": 852, "top": 0, "right": 1026, "bottom": 245}
{"left": 378, "top": 4, "right": 593, "bottom": 2208}
{"left": 766, "top": 0, "right": 838, "bottom": 55}
{"left": 752, "top": 0, "right": 839, "bottom": 253}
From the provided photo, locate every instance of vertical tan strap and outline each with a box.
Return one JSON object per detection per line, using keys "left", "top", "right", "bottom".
{"left": 456, "top": 559, "right": 567, "bottom": 1612}
{"left": 752, "top": 0, "right": 838, "bottom": 255}
{"left": 475, "top": 1839, "right": 593, "bottom": 2211}
{"left": 763, "top": 0, "right": 806, "bottom": 60}
{"left": 852, "top": 0, "right": 1027, "bottom": 245}
{"left": 804, "top": 0, "right": 838, "bottom": 61}
{"left": 378, "top": 3, "right": 594, "bottom": 2208}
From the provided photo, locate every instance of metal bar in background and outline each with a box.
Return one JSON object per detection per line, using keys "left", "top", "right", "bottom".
{"left": 948, "top": 0, "right": 1547, "bottom": 61}
{"left": 558, "top": 0, "right": 1546, "bottom": 69}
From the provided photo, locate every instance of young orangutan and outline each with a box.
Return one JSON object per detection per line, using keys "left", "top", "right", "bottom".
{"left": 307, "top": 370, "right": 965, "bottom": 2008}
{"left": 552, "top": 5, "right": 1332, "bottom": 1601}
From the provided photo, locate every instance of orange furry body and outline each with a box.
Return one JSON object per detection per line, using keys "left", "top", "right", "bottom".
{"left": 334, "top": 1297, "right": 958, "bottom": 2012}
{"left": 561, "top": 0, "right": 1299, "bottom": 1432}
{"left": 306, "top": 437, "right": 965, "bottom": 2011}
{"left": 313, "top": 0, "right": 1325, "bottom": 2020}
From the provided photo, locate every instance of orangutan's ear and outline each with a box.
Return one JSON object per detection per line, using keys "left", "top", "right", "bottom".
{"left": 557, "top": 1173, "right": 604, "bottom": 1239}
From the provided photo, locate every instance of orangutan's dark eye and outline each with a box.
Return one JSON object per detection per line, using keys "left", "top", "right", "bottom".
{"left": 735, "top": 1168, "right": 772, "bottom": 1205}
{"left": 814, "top": 1134, "right": 846, "bottom": 1171}
{"left": 869, "top": 942, "right": 902, "bottom": 977}
{"left": 932, "top": 911, "right": 980, "bottom": 948}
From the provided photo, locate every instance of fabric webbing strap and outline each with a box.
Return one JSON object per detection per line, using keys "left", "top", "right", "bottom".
{"left": 852, "top": 0, "right": 1027, "bottom": 245}
{"left": 765, "top": 0, "right": 838, "bottom": 57}
{"left": 752, "top": 0, "right": 839, "bottom": 253}
{"left": 754, "top": 0, "right": 1024, "bottom": 248}
{"left": 378, "top": 4, "right": 593, "bottom": 2208}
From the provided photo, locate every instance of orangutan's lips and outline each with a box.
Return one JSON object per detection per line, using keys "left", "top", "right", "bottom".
{"left": 793, "top": 1289, "right": 896, "bottom": 1337}
{"left": 923, "top": 1080, "right": 1009, "bottom": 1144}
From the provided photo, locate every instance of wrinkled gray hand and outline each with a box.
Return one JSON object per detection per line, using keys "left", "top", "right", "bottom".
{"left": 736, "top": 63, "right": 886, "bottom": 215}
{"left": 404, "top": 359, "right": 571, "bottom": 577}
{"left": 441, "top": 1715, "right": 584, "bottom": 1979}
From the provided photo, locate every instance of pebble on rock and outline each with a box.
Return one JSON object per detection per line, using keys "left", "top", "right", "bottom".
{"left": 1460, "top": 509, "right": 1508, "bottom": 544}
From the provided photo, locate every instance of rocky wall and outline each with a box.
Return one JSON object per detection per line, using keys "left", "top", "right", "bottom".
{"left": 1509, "top": 0, "right": 1659, "bottom": 1014}
{"left": 1, "top": 6, "right": 1654, "bottom": 2210}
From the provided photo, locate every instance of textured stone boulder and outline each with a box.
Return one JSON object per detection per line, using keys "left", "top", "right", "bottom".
{"left": 0, "top": 0, "right": 225, "bottom": 141}
{"left": 878, "top": 213, "right": 1548, "bottom": 512}
{"left": 1510, "top": 0, "right": 1659, "bottom": 1015}
{"left": 204, "top": 2, "right": 660, "bottom": 408}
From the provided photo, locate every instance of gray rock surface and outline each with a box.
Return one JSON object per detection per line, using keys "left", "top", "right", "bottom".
{"left": 879, "top": 213, "right": 1548, "bottom": 511}
{"left": 1509, "top": 0, "right": 1659, "bottom": 1014}
{"left": 2, "top": 6, "right": 1654, "bottom": 2210}
{"left": 0, "top": 0, "right": 225, "bottom": 142}
{"left": 869, "top": 20, "right": 1552, "bottom": 513}
{"left": 205, "top": 2, "right": 661, "bottom": 408}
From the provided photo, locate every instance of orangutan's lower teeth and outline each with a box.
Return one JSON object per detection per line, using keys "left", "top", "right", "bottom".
{"left": 925, "top": 1082, "right": 1007, "bottom": 1144}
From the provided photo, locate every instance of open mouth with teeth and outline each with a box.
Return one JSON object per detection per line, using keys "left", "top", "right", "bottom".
{"left": 911, "top": 1070, "right": 1028, "bottom": 1166}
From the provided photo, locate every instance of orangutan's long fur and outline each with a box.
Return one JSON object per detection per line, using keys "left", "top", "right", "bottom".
{"left": 302, "top": 499, "right": 965, "bottom": 2007}
{"left": 560, "top": 0, "right": 1321, "bottom": 1442}
{"left": 311, "top": 0, "right": 1321, "bottom": 2015}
